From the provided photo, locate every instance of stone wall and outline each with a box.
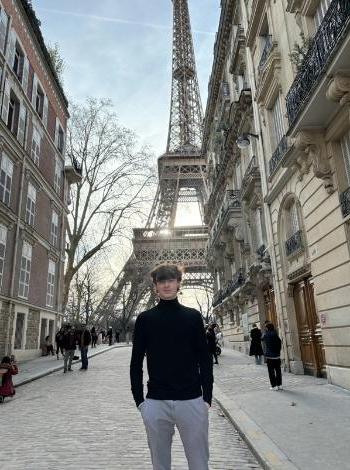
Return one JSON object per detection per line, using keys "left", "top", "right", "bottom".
{"left": 25, "top": 308, "right": 41, "bottom": 350}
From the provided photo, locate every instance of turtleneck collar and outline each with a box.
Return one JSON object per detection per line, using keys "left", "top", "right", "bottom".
{"left": 157, "top": 297, "right": 180, "bottom": 309}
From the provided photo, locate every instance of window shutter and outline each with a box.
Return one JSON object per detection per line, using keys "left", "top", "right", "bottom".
{"left": 31, "top": 73, "right": 37, "bottom": 108}
{"left": 43, "top": 95, "right": 48, "bottom": 128}
{"left": 1, "top": 78, "right": 10, "bottom": 123}
{"left": 0, "top": 8, "right": 8, "bottom": 53}
{"left": 22, "top": 56, "right": 29, "bottom": 95}
{"left": 6, "top": 29, "right": 16, "bottom": 68}
{"left": 17, "top": 101, "right": 27, "bottom": 147}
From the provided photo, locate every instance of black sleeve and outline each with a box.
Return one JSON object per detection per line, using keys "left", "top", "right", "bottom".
{"left": 195, "top": 313, "right": 214, "bottom": 405}
{"left": 130, "top": 314, "right": 147, "bottom": 407}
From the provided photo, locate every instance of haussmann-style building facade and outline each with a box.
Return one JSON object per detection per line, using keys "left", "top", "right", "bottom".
{"left": 204, "top": 0, "right": 350, "bottom": 390}
{"left": 0, "top": 0, "right": 81, "bottom": 361}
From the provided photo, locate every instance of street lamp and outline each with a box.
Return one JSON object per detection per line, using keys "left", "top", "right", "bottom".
{"left": 236, "top": 133, "right": 259, "bottom": 149}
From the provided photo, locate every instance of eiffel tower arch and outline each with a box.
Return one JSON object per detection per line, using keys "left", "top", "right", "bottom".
{"left": 96, "top": 0, "right": 213, "bottom": 325}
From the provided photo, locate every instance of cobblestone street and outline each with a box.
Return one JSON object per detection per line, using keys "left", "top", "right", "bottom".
{"left": 0, "top": 347, "right": 261, "bottom": 470}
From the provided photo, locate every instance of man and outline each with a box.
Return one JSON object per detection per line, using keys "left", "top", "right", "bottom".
{"left": 130, "top": 264, "right": 213, "bottom": 470}
{"left": 79, "top": 325, "right": 91, "bottom": 370}
{"left": 62, "top": 324, "right": 76, "bottom": 373}
{"left": 206, "top": 323, "right": 219, "bottom": 365}
{"left": 107, "top": 327, "right": 113, "bottom": 346}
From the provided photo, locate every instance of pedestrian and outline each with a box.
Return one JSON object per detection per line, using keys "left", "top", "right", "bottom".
{"left": 107, "top": 327, "right": 113, "bottom": 346}
{"left": 130, "top": 264, "right": 213, "bottom": 470}
{"left": 55, "top": 327, "right": 64, "bottom": 359}
{"left": 62, "top": 324, "right": 76, "bottom": 373}
{"left": 249, "top": 323, "right": 264, "bottom": 365}
{"left": 79, "top": 325, "right": 91, "bottom": 370}
{"left": 115, "top": 330, "right": 120, "bottom": 343}
{"left": 0, "top": 355, "right": 18, "bottom": 403}
{"left": 91, "top": 327, "right": 98, "bottom": 348}
{"left": 101, "top": 330, "right": 106, "bottom": 343}
{"left": 262, "top": 322, "right": 283, "bottom": 390}
{"left": 45, "top": 335, "right": 55, "bottom": 356}
{"left": 206, "top": 323, "right": 219, "bottom": 365}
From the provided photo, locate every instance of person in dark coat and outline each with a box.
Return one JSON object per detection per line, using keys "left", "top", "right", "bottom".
{"left": 107, "top": 327, "right": 113, "bottom": 346}
{"left": 55, "top": 327, "right": 65, "bottom": 359}
{"left": 206, "top": 323, "right": 218, "bottom": 364}
{"left": 78, "top": 325, "right": 91, "bottom": 370}
{"left": 62, "top": 324, "right": 76, "bottom": 373}
{"left": 0, "top": 356, "right": 18, "bottom": 403}
{"left": 262, "top": 322, "right": 283, "bottom": 390}
{"left": 91, "top": 327, "right": 98, "bottom": 348}
{"left": 249, "top": 324, "right": 264, "bottom": 365}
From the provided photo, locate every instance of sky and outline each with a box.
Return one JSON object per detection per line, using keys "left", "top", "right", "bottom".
{"left": 32, "top": 0, "right": 221, "bottom": 156}
{"left": 31, "top": 0, "right": 221, "bottom": 303}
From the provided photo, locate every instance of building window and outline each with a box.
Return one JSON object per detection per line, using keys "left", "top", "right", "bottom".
{"left": 7, "top": 91, "right": 20, "bottom": 135}
{"left": 50, "top": 210, "right": 59, "bottom": 246}
{"left": 57, "top": 126, "right": 64, "bottom": 154}
{"left": 35, "top": 84, "right": 44, "bottom": 118}
{"left": 286, "top": 200, "right": 299, "bottom": 239}
{"left": 14, "top": 312, "right": 25, "bottom": 349}
{"left": 13, "top": 42, "right": 24, "bottom": 81}
{"left": 0, "top": 7, "right": 9, "bottom": 53}
{"left": 46, "top": 260, "right": 56, "bottom": 307}
{"left": 314, "top": 0, "right": 331, "bottom": 29}
{"left": 25, "top": 183, "right": 36, "bottom": 226}
{"left": 18, "top": 241, "right": 32, "bottom": 299}
{"left": 31, "top": 126, "right": 41, "bottom": 165}
{"left": 54, "top": 157, "right": 63, "bottom": 194}
{"left": 271, "top": 94, "right": 285, "bottom": 150}
{"left": 340, "top": 130, "right": 350, "bottom": 185}
{"left": 0, "top": 223, "right": 7, "bottom": 290}
{"left": 0, "top": 153, "right": 13, "bottom": 205}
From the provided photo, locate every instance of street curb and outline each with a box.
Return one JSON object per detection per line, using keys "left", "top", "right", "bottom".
{"left": 213, "top": 383, "right": 299, "bottom": 470}
{"left": 15, "top": 344, "right": 131, "bottom": 388}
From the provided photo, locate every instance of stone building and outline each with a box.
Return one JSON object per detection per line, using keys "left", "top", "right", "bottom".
{"left": 0, "top": 0, "right": 80, "bottom": 361}
{"left": 204, "top": 0, "right": 350, "bottom": 390}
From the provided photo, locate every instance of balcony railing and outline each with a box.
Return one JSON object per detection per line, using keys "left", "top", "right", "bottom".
{"left": 340, "top": 187, "right": 350, "bottom": 218}
{"left": 286, "top": 0, "right": 350, "bottom": 126}
{"left": 269, "top": 135, "right": 289, "bottom": 176}
{"left": 212, "top": 270, "right": 245, "bottom": 307}
{"left": 210, "top": 190, "right": 241, "bottom": 242}
{"left": 72, "top": 156, "right": 83, "bottom": 175}
{"left": 285, "top": 230, "right": 303, "bottom": 257}
{"left": 258, "top": 35, "right": 273, "bottom": 72}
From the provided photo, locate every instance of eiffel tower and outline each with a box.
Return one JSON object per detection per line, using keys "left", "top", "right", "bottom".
{"left": 96, "top": 0, "right": 212, "bottom": 324}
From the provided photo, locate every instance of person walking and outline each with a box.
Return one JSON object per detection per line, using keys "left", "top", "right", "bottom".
{"left": 62, "top": 324, "right": 76, "bottom": 373}
{"left": 249, "top": 323, "right": 264, "bottom": 365}
{"left": 45, "top": 335, "right": 55, "bottom": 356}
{"left": 115, "top": 330, "right": 120, "bottom": 343}
{"left": 79, "top": 325, "right": 91, "bottom": 370}
{"left": 55, "top": 327, "right": 65, "bottom": 359}
{"left": 206, "top": 323, "right": 219, "bottom": 365}
{"left": 130, "top": 264, "right": 213, "bottom": 470}
{"left": 91, "top": 327, "right": 98, "bottom": 348}
{"left": 0, "top": 355, "right": 18, "bottom": 403}
{"left": 262, "top": 322, "right": 283, "bottom": 390}
{"left": 107, "top": 327, "right": 113, "bottom": 346}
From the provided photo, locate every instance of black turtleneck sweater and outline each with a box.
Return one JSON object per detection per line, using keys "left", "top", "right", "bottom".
{"left": 130, "top": 298, "right": 213, "bottom": 407}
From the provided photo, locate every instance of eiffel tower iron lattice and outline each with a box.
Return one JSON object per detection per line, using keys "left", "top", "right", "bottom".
{"left": 96, "top": 0, "right": 212, "bottom": 325}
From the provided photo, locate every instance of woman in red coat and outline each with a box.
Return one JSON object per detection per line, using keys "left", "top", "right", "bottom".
{"left": 0, "top": 356, "right": 18, "bottom": 403}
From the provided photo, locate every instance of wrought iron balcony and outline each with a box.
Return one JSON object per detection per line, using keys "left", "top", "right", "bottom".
{"left": 258, "top": 35, "right": 273, "bottom": 72}
{"left": 285, "top": 230, "right": 303, "bottom": 257}
{"left": 340, "top": 187, "right": 350, "bottom": 218}
{"left": 286, "top": 0, "right": 350, "bottom": 126}
{"left": 65, "top": 156, "right": 83, "bottom": 184}
{"left": 241, "top": 156, "right": 260, "bottom": 200}
{"left": 212, "top": 270, "right": 245, "bottom": 307}
{"left": 269, "top": 135, "right": 289, "bottom": 176}
{"left": 209, "top": 190, "right": 241, "bottom": 243}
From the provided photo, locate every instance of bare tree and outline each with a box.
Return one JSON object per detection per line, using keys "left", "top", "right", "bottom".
{"left": 195, "top": 289, "right": 213, "bottom": 324}
{"left": 64, "top": 98, "right": 154, "bottom": 311}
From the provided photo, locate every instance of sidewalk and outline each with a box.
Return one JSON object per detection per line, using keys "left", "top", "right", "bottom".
{"left": 13, "top": 343, "right": 131, "bottom": 387}
{"left": 213, "top": 348, "right": 350, "bottom": 470}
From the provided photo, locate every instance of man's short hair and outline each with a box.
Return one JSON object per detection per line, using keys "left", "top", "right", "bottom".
{"left": 150, "top": 264, "right": 184, "bottom": 284}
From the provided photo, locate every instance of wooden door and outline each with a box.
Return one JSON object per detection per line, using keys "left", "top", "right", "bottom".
{"left": 264, "top": 287, "right": 278, "bottom": 329}
{"left": 293, "top": 278, "right": 326, "bottom": 377}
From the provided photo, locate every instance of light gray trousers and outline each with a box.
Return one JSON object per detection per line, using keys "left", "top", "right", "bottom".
{"left": 139, "top": 397, "right": 209, "bottom": 470}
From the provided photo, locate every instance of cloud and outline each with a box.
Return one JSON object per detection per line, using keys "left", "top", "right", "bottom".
{"left": 36, "top": 7, "right": 216, "bottom": 36}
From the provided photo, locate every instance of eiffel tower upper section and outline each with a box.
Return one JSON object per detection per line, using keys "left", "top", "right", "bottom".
{"left": 167, "top": 0, "right": 203, "bottom": 154}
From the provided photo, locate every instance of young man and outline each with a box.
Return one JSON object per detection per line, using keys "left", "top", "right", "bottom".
{"left": 130, "top": 264, "right": 213, "bottom": 470}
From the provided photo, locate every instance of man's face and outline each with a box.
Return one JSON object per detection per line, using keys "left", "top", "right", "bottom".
{"left": 155, "top": 278, "right": 180, "bottom": 300}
